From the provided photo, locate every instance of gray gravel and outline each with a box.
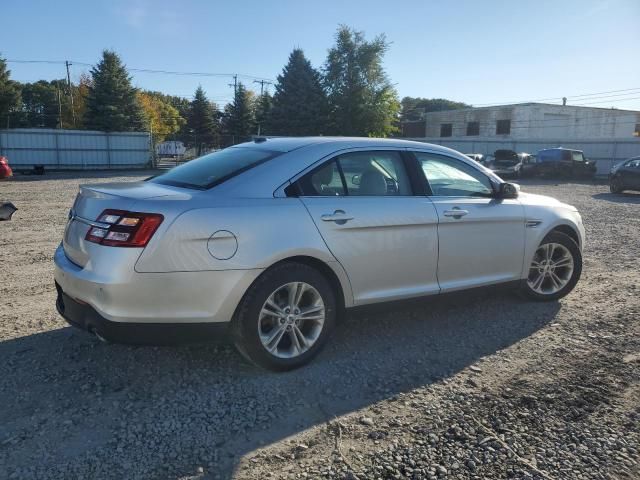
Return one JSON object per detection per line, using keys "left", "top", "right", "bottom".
{"left": 1, "top": 173, "right": 638, "bottom": 480}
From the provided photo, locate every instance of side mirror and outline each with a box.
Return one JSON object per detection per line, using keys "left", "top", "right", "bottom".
{"left": 351, "top": 174, "right": 361, "bottom": 186}
{"left": 498, "top": 182, "right": 519, "bottom": 199}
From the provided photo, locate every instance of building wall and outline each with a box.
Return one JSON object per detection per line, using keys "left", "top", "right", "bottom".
{"left": 424, "top": 104, "right": 640, "bottom": 140}
{"left": 0, "top": 128, "right": 151, "bottom": 169}
{"left": 407, "top": 136, "right": 640, "bottom": 175}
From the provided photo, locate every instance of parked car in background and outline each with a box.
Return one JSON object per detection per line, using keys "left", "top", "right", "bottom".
{"left": 54, "top": 137, "right": 584, "bottom": 370}
{"left": 0, "top": 156, "right": 13, "bottom": 179}
{"left": 609, "top": 156, "right": 640, "bottom": 193}
{"left": 486, "top": 150, "right": 536, "bottom": 179}
{"left": 465, "top": 153, "right": 487, "bottom": 165}
{"left": 536, "top": 148, "right": 597, "bottom": 179}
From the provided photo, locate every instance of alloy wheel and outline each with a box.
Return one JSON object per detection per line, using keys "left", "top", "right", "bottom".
{"left": 527, "top": 242, "right": 574, "bottom": 295}
{"left": 258, "top": 282, "right": 325, "bottom": 358}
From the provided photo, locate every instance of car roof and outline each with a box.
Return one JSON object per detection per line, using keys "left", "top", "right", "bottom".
{"left": 231, "top": 136, "right": 454, "bottom": 153}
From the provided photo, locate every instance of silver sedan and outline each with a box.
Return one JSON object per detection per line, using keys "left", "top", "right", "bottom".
{"left": 54, "top": 137, "right": 584, "bottom": 370}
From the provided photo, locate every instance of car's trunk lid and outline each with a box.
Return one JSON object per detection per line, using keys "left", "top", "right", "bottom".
{"left": 63, "top": 181, "right": 188, "bottom": 267}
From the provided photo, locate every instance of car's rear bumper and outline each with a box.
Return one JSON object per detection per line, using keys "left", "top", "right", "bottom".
{"left": 53, "top": 243, "right": 263, "bottom": 329}
{"left": 55, "top": 282, "right": 231, "bottom": 344}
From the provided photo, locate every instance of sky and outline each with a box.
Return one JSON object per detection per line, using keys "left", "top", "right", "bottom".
{"left": 2, "top": 0, "right": 640, "bottom": 110}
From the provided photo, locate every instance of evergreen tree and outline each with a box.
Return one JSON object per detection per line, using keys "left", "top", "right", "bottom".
{"left": 254, "top": 91, "right": 272, "bottom": 135}
{"left": 269, "top": 49, "right": 328, "bottom": 136}
{"left": 84, "top": 50, "right": 147, "bottom": 132}
{"left": 186, "top": 86, "right": 219, "bottom": 154}
{"left": 324, "top": 26, "right": 400, "bottom": 137}
{"left": 0, "top": 56, "right": 21, "bottom": 126}
{"left": 223, "top": 82, "right": 255, "bottom": 139}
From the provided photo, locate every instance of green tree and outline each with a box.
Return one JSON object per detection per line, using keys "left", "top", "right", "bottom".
{"left": 186, "top": 86, "right": 219, "bottom": 154}
{"left": 254, "top": 91, "right": 272, "bottom": 135}
{"left": 0, "top": 56, "right": 21, "bottom": 126}
{"left": 84, "top": 50, "right": 146, "bottom": 131}
{"left": 268, "top": 49, "right": 328, "bottom": 136}
{"left": 400, "top": 97, "right": 471, "bottom": 122}
{"left": 13, "top": 79, "right": 77, "bottom": 129}
{"left": 223, "top": 82, "right": 255, "bottom": 139}
{"left": 324, "top": 25, "right": 400, "bottom": 137}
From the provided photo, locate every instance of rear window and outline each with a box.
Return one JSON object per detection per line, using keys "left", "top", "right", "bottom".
{"left": 150, "top": 147, "right": 279, "bottom": 189}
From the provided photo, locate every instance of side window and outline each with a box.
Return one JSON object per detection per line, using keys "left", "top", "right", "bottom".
{"left": 297, "top": 160, "right": 346, "bottom": 196}
{"left": 571, "top": 152, "right": 585, "bottom": 162}
{"left": 415, "top": 153, "right": 494, "bottom": 198}
{"left": 338, "top": 151, "right": 412, "bottom": 196}
{"left": 561, "top": 150, "right": 572, "bottom": 162}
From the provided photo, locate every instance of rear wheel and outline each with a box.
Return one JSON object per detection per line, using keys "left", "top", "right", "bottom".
{"left": 520, "top": 231, "right": 582, "bottom": 301}
{"left": 232, "top": 262, "right": 336, "bottom": 371}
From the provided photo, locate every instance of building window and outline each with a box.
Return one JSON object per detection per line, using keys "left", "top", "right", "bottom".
{"left": 634, "top": 124, "right": 640, "bottom": 137}
{"left": 496, "top": 119, "right": 511, "bottom": 135}
{"left": 440, "top": 123, "right": 452, "bottom": 137}
{"left": 466, "top": 121, "right": 479, "bottom": 136}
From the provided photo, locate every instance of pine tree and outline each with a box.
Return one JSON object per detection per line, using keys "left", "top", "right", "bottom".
{"left": 224, "top": 82, "right": 255, "bottom": 139}
{"left": 186, "top": 86, "right": 219, "bottom": 154}
{"left": 269, "top": 49, "right": 328, "bottom": 136}
{"left": 254, "top": 91, "right": 272, "bottom": 136}
{"left": 324, "top": 26, "right": 400, "bottom": 137}
{"left": 0, "top": 56, "right": 21, "bottom": 126}
{"left": 84, "top": 50, "right": 147, "bottom": 132}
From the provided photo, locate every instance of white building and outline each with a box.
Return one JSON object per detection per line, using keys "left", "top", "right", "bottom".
{"left": 422, "top": 103, "right": 640, "bottom": 140}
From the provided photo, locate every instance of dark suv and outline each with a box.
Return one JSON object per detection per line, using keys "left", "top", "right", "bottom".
{"left": 536, "top": 148, "right": 597, "bottom": 179}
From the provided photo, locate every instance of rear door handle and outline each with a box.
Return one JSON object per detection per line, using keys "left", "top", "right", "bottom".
{"left": 443, "top": 208, "right": 469, "bottom": 219}
{"left": 321, "top": 210, "right": 354, "bottom": 224}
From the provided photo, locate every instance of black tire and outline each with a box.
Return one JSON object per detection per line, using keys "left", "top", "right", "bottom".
{"left": 232, "top": 262, "right": 337, "bottom": 371}
{"left": 520, "top": 231, "right": 582, "bottom": 301}
{"left": 610, "top": 178, "right": 624, "bottom": 194}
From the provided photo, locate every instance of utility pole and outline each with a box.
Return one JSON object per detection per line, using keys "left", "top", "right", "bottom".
{"left": 57, "top": 88, "right": 63, "bottom": 129}
{"left": 65, "top": 61, "right": 76, "bottom": 127}
{"left": 253, "top": 80, "right": 273, "bottom": 136}
{"left": 253, "top": 79, "right": 273, "bottom": 96}
{"left": 228, "top": 74, "right": 238, "bottom": 96}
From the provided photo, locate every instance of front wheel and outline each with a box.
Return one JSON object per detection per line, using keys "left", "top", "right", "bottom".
{"left": 520, "top": 231, "right": 582, "bottom": 301}
{"left": 232, "top": 262, "right": 337, "bottom": 371}
{"left": 610, "top": 178, "right": 624, "bottom": 194}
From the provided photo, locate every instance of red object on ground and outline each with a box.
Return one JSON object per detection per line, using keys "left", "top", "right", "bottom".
{"left": 0, "top": 156, "right": 12, "bottom": 179}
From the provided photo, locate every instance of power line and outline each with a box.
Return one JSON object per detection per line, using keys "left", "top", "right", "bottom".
{"left": 6, "top": 59, "right": 275, "bottom": 82}
{"left": 471, "top": 87, "right": 640, "bottom": 106}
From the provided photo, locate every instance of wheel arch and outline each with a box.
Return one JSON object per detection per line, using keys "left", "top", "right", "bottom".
{"left": 548, "top": 224, "right": 580, "bottom": 248}
{"left": 231, "top": 254, "right": 352, "bottom": 328}
{"left": 270, "top": 255, "right": 349, "bottom": 314}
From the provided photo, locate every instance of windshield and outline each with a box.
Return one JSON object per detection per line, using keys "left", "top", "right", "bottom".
{"left": 150, "top": 147, "right": 279, "bottom": 189}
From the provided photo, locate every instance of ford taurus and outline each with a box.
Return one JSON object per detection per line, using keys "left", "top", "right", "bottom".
{"left": 54, "top": 137, "right": 584, "bottom": 370}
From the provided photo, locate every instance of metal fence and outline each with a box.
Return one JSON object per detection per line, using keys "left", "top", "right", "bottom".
{"left": 407, "top": 137, "right": 640, "bottom": 175}
{"left": 0, "top": 128, "right": 152, "bottom": 169}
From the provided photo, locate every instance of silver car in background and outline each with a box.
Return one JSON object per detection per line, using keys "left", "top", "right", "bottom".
{"left": 54, "top": 137, "right": 584, "bottom": 370}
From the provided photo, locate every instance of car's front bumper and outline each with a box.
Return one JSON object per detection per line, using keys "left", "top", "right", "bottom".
{"left": 53, "top": 243, "right": 263, "bottom": 342}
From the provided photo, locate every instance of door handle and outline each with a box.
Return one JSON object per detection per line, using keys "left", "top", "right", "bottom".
{"left": 321, "top": 210, "right": 354, "bottom": 224}
{"left": 443, "top": 208, "right": 469, "bottom": 219}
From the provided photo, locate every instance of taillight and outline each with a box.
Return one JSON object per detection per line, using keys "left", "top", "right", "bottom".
{"left": 85, "top": 209, "right": 164, "bottom": 247}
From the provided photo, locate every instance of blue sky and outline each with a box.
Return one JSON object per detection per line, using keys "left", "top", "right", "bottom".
{"left": 3, "top": 0, "right": 639, "bottom": 109}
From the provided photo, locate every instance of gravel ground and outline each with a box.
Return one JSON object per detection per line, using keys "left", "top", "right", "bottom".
{"left": 0, "top": 172, "right": 638, "bottom": 480}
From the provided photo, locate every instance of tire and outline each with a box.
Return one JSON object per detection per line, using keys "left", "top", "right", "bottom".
{"left": 232, "top": 262, "right": 337, "bottom": 371}
{"left": 610, "top": 178, "right": 624, "bottom": 194}
{"left": 520, "top": 231, "right": 582, "bottom": 301}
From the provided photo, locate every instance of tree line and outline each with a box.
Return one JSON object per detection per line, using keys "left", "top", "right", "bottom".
{"left": 0, "top": 25, "right": 469, "bottom": 150}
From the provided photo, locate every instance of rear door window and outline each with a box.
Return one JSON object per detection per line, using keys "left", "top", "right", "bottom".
{"left": 296, "top": 151, "right": 412, "bottom": 197}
